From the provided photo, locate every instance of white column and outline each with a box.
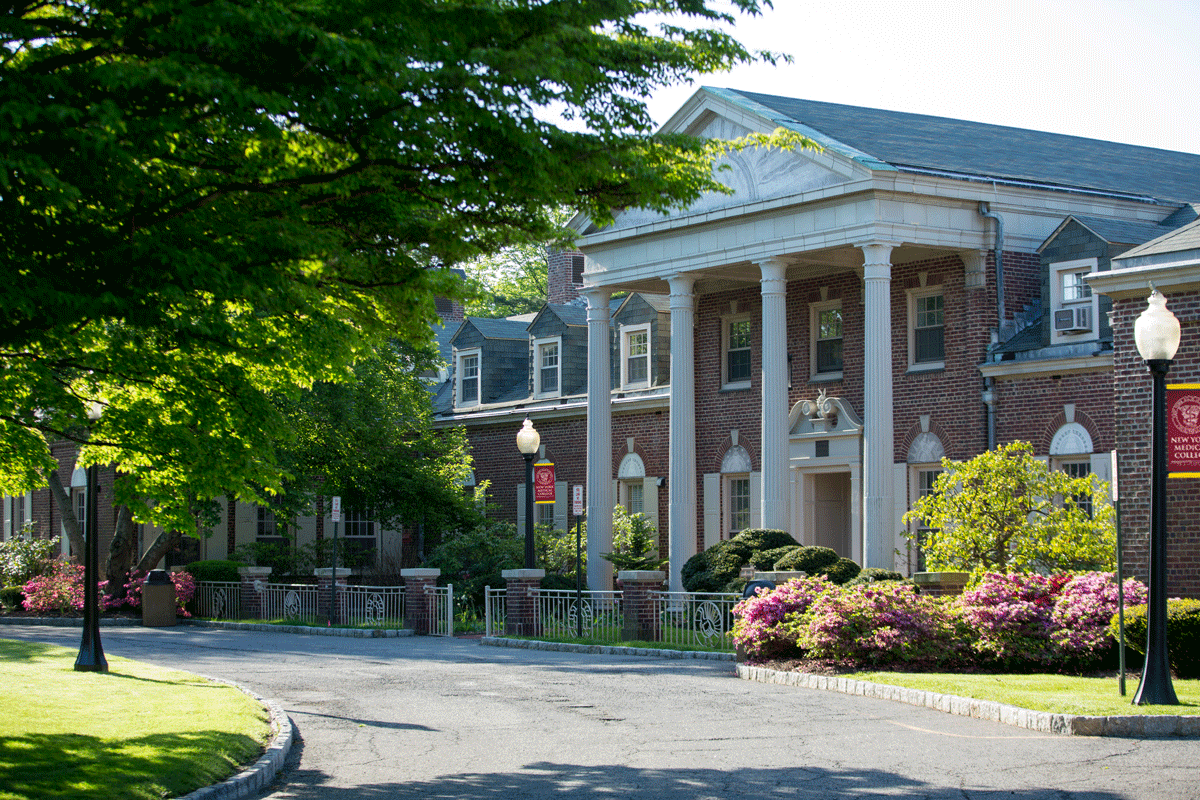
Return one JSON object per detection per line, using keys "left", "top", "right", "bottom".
{"left": 667, "top": 273, "right": 696, "bottom": 593}
{"left": 584, "top": 288, "right": 613, "bottom": 592}
{"left": 860, "top": 242, "right": 894, "bottom": 569}
{"left": 758, "top": 257, "right": 790, "bottom": 531}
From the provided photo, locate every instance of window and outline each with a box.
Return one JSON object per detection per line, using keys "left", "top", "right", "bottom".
{"left": 534, "top": 337, "right": 561, "bottom": 398}
{"left": 341, "top": 508, "right": 377, "bottom": 563}
{"left": 12, "top": 495, "right": 26, "bottom": 538}
{"left": 911, "top": 468, "right": 941, "bottom": 573}
{"left": 908, "top": 289, "right": 945, "bottom": 368}
{"left": 536, "top": 502, "right": 556, "bottom": 529}
{"left": 727, "top": 475, "right": 751, "bottom": 537}
{"left": 1059, "top": 460, "right": 1093, "bottom": 518}
{"left": 621, "top": 325, "right": 651, "bottom": 388}
{"left": 1050, "top": 258, "right": 1099, "bottom": 342}
{"left": 571, "top": 254, "right": 585, "bottom": 284}
{"left": 623, "top": 481, "right": 644, "bottom": 515}
{"left": 456, "top": 349, "right": 481, "bottom": 406}
{"left": 723, "top": 317, "right": 752, "bottom": 388}
{"left": 74, "top": 488, "right": 86, "bottom": 541}
{"left": 257, "top": 504, "right": 279, "bottom": 539}
{"left": 811, "top": 301, "right": 843, "bottom": 378}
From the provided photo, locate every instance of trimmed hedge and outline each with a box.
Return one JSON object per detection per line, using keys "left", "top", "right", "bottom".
{"left": 1113, "top": 598, "right": 1200, "bottom": 679}
{"left": 680, "top": 529, "right": 799, "bottom": 593}
{"left": 773, "top": 546, "right": 839, "bottom": 575}
{"left": 182, "top": 560, "right": 242, "bottom": 583}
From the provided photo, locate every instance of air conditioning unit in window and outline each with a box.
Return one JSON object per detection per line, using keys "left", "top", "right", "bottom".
{"left": 1053, "top": 305, "right": 1092, "bottom": 333}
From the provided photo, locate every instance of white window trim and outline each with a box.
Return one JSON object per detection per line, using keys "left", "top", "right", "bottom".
{"left": 724, "top": 473, "right": 751, "bottom": 539}
{"left": 455, "top": 347, "right": 482, "bottom": 408}
{"left": 721, "top": 313, "right": 753, "bottom": 390}
{"left": 532, "top": 335, "right": 562, "bottom": 399}
{"left": 620, "top": 323, "right": 652, "bottom": 390}
{"left": 907, "top": 286, "right": 945, "bottom": 372}
{"left": 906, "top": 464, "right": 942, "bottom": 575}
{"left": 1050, "top": 257, "right": 1100, "bottom": 344}
{"left": 809, "top": 299, "right": 843, "bottom": 382}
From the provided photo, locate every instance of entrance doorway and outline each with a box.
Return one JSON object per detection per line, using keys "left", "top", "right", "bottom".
{"left": 810, "top": 472, "right": 851, "bottom": 557}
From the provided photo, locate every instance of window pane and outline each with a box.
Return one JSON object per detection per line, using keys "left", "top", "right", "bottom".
{"left": 916, "top": 294, "right": 943, "bottom": 328}
{"left": 539, "top": 343, "right": 558, "bottom": 393}
{"left": 727, "top": 349, "right": 751, "bottom": 383}
{"left": 628, "top": 331, "right": 648, "bottom": 356}
{"left": 1062, "top": 271, "right": 1092, "bottom": 302}
{"left": 728, "top": 320, "right": 752, "bottom": 349}
{"left": 729, "top": 477, "right": 750, "bottom": 534}
{"left": 1062, "top": 461, "right": 1093, "bottom": 517}
{"left": 727, "top": 320, "right": 751, "bottom": 383}
{"left": 626, "top": 332, "right": 648, "bottom": 384}
{"left": 816, "top": 338, "right": 842, "bottom": 373}
{"left": 914, "top": 327, "right": 944, "bottom": 363}
{"left": 537, "top": 502, "right": 556, "bottom": 528}
{"left": 460, "top": 354, "right": 478, "bottom": 403}
{"left": 627, "top": 483, "right": 643, "bottom": 515}
{"left": 818, "top": 308, "right": 842, "bottom": 339}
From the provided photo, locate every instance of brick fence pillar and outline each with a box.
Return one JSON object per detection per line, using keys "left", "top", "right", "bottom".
{"left": 913, "top": 571, "right": 970, "bottom": 598}
{"left": 618, "top": 570, "right": 666, "bottom": 642}
{"left": 401, "top": 568, "right": 441, "bottom": 634}
{"left": 502, "top": 569, "right": 545, "bottom": 637}
{"left": 237, "top": 566, "right": 272, "bottom": 620}
{"left": 315, "top": 568, "right": 350, "bottom": 624}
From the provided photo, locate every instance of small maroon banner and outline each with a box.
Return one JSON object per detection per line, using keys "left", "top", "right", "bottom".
{"left": 534, "top": 461, "right": 556, "bottom": 503}
{"left": 1168, "top": 385, "right": 1200, "bottom": 477}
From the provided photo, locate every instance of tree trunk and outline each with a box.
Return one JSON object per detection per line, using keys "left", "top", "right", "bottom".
{"left": 136, "top": 529, "right": 183, "bottom": 574}
{"left": 104, "top": 506, "right": 139, "bottom": 599}
{"left": 45, "top": 469, "right": 86, "bottom": 555}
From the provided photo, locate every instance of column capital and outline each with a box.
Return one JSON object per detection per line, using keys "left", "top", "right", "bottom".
{"left": 581, "top": 286, "right": 611, "bottom": 308}
{"left": 667, "top": 272, "right": 696, "bottom": 299}
{"left": 756, "top": 257, "right": 789, "bottom": 284}
{"left": 858, "top": 241, "right": 896, "bottom": 265}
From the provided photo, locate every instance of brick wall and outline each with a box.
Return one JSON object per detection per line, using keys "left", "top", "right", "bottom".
{"left": 1112, "top": 290, "right": 1200, "bottom": 598}
{"left": 993, "top": 372, "right": 1114, "bottom": 454}
{"left": 547, "top": 249, "right": 584, "bottom": 305}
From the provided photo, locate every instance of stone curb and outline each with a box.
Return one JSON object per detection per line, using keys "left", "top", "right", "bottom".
{"left": 174, "top": 679, "right": 294, "bottom": 800}
{"left": 182, "top": 619, "right": 414, "bottom": 638}
{"left": 736, "top": 664, "right": 1200, "bottom": 738}
{"left": 0, "top": 616, "right": 141, "bottom": 627}
{"left": 481, "top": 636, "right": 734, "bottom": 661}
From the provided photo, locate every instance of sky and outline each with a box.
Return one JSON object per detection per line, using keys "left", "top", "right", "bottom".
{"left": 643, "top": 0, "right": 1200, "bottom": 155}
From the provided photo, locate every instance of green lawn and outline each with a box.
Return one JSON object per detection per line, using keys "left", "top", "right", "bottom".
{"left": 849, "top": 670, "right": 1200, "bottom": 716}
{"left": 0, "top": 639, "right": 272, "bottom": 800}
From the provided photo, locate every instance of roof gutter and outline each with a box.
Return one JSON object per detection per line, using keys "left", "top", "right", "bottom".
{"left": 978, "top": 201, "right": 1006, "bottom": 451}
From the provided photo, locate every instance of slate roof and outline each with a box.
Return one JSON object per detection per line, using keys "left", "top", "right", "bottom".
{"left": 1117, "top": 217, "right": 1200, "bottom": 261}
{"left": 1069, "top": 216, "right": 1177, "bottom": 247}
{"left": 537, "top": 303, "right": 588, "bottom": 327}
{"left": 721, "top": 89, "right": 1200, "bottom": 204}
{"left": 457, "top": 316, "right": 529, "bottom": 340}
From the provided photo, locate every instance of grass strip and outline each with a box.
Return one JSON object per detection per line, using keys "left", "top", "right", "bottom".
{"left": 0, "top": 638, "right": 271, "bottom": 800}
{"left": 848, "top": 670, "right": 1200, "bottom": 716}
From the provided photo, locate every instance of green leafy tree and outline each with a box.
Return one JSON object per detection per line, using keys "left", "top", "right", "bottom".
{"left": 1, "top": 0, "right": 806, "bottom": 542}
{"left": 902, "top": 441, "right": 1116, "bottom": 580}
{"left": 602, "top": 505, "right": 666, "bottom": 572}
{"left": 461, "top": 208, "right": 571, "bottom": 318}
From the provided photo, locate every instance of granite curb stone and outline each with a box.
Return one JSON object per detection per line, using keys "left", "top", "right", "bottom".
{"left": 481, "top": 636, "right": 735, "bottom": 661}
{"left": 0, "top": 616, "right": 414, "bottom": 637}
{"left": 736, "top": 664, "right": 1199, "bottom": 737}
{"left": 174, "top": 678, "right": 293, "bottom": 800}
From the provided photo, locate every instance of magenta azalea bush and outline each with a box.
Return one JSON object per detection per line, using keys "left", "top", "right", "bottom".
{"left": 104, "top": 570, "right": 197, "bottom": 617}
{"left": 731, "top": 576, "right": 834, "bottom": 659}
{"left": 22, "top": 562, "right": 197, "bottom": 618}
{"left": 732, "top": 571, "right": 1147, "bottom": 672}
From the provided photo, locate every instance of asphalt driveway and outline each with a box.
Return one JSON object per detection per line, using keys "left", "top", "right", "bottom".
{"left": 5, "top": 625, "right": 1198, "bottom": 799}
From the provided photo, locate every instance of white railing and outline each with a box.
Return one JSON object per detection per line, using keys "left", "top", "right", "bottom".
{"left": 341, "top": 584, "right": 405, "bottom": 628}
{"left": 656, "top": 592, "right": 739, "bottom": 651}
{"left": 193, "top": 581, "right": 242, "bottom": 620}
{"left": 538, "top": 589, "right": 623, "bottom": 643}
{"left": 482, "top": 586, "right": 736, "bottom": 650}
{"left": 261, "top": 583, "right": 320, "bottom": 621}
{"left": 427, "top": 585, "right": 454, "bottom": 637}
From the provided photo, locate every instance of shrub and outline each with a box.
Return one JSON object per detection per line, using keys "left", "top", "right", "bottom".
{"left": 0, "top": 585, "right": 25, "bottom": 611}
{"left": 105, "top": 570, "right": 197, "bottom": 617}
{"left": 1117, "top": 598, "right": 1200, "bottom": 679}
{"left": 680, "top": 529, "right": 799, "bottom": 593}
{"left": 731, "top": 576, "right": 835, "bottom": 660}
{"left": 773, "top": 546, "right": 839, "bottom": 575}
{"left": 796, "top": 582, "right": 960, "bottom": 667}
{"left": 603, "top": 506, "right": 664, "bottom": 572}
{"left": 22, "top": 561, "right": 85, "bottom": 615}
{"left": 845, "top": 568, "right": 907, "bottom": 588}
{"left": 1050, "top": 572, "right": 1146, "bottom": 656}
{"left": 957, "top": 572, "right": 1070, "bottom": 669}
{"left": 819, "top": 557, "right": 862, "bottom": 585}
{"left": 425, "top": 519, "right": 524, "bottom": 607}
{"left": 0, "top": 534, "right": 61, "bottom": 587}
{"left": 750, "top": 546, "right": 801, "bottom": 571}
{"left": 185, "top": 560, "right": 243, "bottom": 583}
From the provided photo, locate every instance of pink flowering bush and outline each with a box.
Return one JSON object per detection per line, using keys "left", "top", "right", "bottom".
{"left": 731, "top": 576, "right": 834, "bottom": 659}
{"left": 956, "top": 572, "right": 1069, "bottom": 667}
{"left": 1049, "top": 571, "right": 1146, "bottom": 655}
{"left": 104, "top": 570, "right": 197, "bottom": 617}
{"left": 22, "top": 561, "right": 87, "bottom": 615}
{"left": 796, "top": 582, "right": 962, "bottom": 667}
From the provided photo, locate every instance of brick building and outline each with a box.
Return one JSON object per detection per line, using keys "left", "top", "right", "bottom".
{"left": 436, "top": 88, "right": 1200, "bottom": 597}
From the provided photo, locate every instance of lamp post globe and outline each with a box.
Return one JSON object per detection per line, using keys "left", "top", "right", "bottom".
{"left": 516, "top": 417, "right": 540, "bottom": 569}
{"left": 1133, "top": 288, "right": 1180, "bottom": 706}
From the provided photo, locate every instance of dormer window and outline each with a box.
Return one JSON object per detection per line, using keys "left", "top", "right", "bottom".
{"left": 621, "top": 324, "right": 651, "bottom": 389}
{"left": 1050, "top": 258, "right": 1099, "bottom": 342}
{"left": 534, "top": 336, "right": 561, "bottom": 398}
{"left": 456, "top": 348, "right": 481, "bottom": 407}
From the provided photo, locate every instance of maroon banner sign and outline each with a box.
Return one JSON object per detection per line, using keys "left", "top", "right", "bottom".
{"left": 534, "top": 461, "right": 556, "bottom": 503}
{"left": 1167, "top": 385, "right": 1200, "bottom": 477}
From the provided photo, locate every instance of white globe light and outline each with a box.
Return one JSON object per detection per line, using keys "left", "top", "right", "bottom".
{"left": 516, "top": 417, "right": 540, "bottom": 455}
{"left": 1134, "top": 289, "right": 1181, "bottom": 362}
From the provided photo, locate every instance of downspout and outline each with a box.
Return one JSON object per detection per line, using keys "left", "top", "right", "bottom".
{"left": 978, "top": 201, "right": 1005, "bottom": 451}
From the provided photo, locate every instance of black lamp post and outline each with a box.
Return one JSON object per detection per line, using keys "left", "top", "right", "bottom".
{"left": 516, "top": 417, "right": 540, "bottom": 570}
{"left": 74, "top": 462, "right": 107, "bottom": 672}
{"left": 1132, "top": 288, "right": 1179, "bottom": 705}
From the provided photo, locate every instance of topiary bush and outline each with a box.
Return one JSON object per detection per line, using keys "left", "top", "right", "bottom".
{"left": 819, "top": 557, "right": 862, "bottom": 585}
{"left": 680, "top": 529, "right": 799, "bottom": 592}
{"left": 184, "top": 560, "right": 243, "bottom": 583}
{"left": 1115, "top": 598, "right": 1200, "bottom": 679}
{"left": 773, "top": 546, "right": 839, "bottom": 575}
{"left": 845, "top": 567, "right": 907, "bottom": 588}
{"left": 751, "top": 546, "right": 801, "bottom": 571}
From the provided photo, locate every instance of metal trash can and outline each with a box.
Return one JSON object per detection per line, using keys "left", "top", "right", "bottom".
{"left": 741, "top": 579, "right": 776, "bottom": 599}
{"left": 142, "top": 570, "right": 177, "bottom": 627}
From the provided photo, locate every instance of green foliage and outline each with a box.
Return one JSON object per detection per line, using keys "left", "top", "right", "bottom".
{"left": 821, "top": 557, "right": 862, "bottom": 585}
{"left": 537, "top": 524, "right": 586, "bottom": 580}
{"left": 230, "top": 537, "right": 371, "bottom": 581}
{"left": 1115, "top": 599, "right": 1200, "bottom": 679}
{"left": 0, "top": 533, "right": 59, "bottom": 588}
{"left": 751, "top": 546, "right": 802, "bottom": 571}
{"left": 846, "top": 568, "right": 909, "bottom": 588}
{"left": 602, "top": 506, "right": 665, "bottom": 572}
{"left": 773, "top": 546, "right": 840, "bottom": 574}
{"left": 424, "top": 519, "right": 523, "bottom": 608}
{"left": 1, "top": 0, "right": 806, "bottom": 537}
{"left": 903, "top": 441, "right": 1116, "bottom": 581}
{"left": 680, "top": 529, "right": 799, "bottom": 592}
{"left": 460, "top": 208, "right": 571, "bottom": 318}
{"left": 183, "top": 560, "right": 243, "bottom": 584}
{"left": 0, "top": 585, "right": 24, "bottom": 611}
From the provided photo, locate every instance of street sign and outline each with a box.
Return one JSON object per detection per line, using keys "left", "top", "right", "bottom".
{"left": 534, "top": 462, "right": 556, "bottom": 503}
{"left": 331, "top": 496, "right": 341, "bottom": 523}
{"left": 572, "top": 484, "right": 584, "bottom": 516}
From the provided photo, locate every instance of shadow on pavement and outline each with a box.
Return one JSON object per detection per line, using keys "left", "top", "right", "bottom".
{"left": 264, "top": 760, "right": 1128, "bottom": 800}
